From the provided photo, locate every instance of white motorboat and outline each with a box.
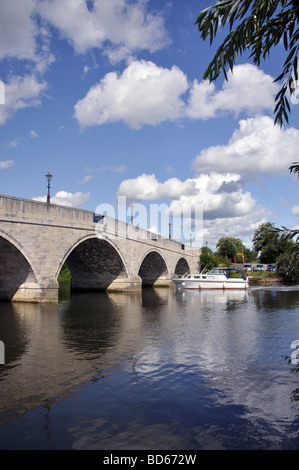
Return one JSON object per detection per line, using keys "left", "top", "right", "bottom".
{"left": 172, "top": 274, "right": 203, "bottom": 290}
{"left": 172, "top": 267, "right": 250, "bottom": 290}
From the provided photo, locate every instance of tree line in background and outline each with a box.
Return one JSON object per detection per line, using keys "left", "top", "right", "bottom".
{"left": 200, "top": 222, "right": 299, "bottom": 282}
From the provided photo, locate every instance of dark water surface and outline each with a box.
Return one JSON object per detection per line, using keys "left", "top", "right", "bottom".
{"left": 1, "top": 284, "right": 299, "bottom": 450}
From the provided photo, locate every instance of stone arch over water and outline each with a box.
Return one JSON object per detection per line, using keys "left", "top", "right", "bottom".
{"left": 138, "top": 250, "right": 169, "bottom": 286}
{"left": 174, "top": 258, "right": 190, "bottom": 276}
{"left": 60, "top": 236, "right": 129, "bottom": 291}
{"left": 0, "top": 233, "right": 38, "bottom": 300}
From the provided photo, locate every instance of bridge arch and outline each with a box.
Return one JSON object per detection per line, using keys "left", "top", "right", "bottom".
{"left": 0, "top": 231, "right": 38, "bottom": 300}
{"left": 138, "top": 249, "right": 169, "bottom": 287}
{"left": 58, "top": 235, "right": 130, "bottom": 291}
{"left": 174, "top": 257, "right": 190, "bottom": 276}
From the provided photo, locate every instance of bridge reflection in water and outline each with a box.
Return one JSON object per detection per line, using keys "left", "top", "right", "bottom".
{"left": 0, "top": 286, "right": 299, "bottom": 449}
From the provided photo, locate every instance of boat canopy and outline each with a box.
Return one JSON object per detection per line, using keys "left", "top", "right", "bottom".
{"left": 210, "top": 267, "right": 247, "bottom": 280}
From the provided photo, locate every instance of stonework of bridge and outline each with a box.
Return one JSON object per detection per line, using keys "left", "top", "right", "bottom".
{"left": 0, "top": 195, "right": 200, "bottom": 302}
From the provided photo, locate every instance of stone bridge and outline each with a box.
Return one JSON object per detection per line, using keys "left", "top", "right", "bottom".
{"left": 0, "top": 195, "right": 200, "bottom": 302}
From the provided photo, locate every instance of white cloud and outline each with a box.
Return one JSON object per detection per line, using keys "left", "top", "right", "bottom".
{"left": 7, "top": 140, "right": 20, "bottom": 148}
{"left": 0, "top": 75, "right": 47, "bottom": 125}
{"left": 201, "top": 211, "right": 268, "bottom": 249}
{"left": 78, "top": 175, "right": 93, "bottom": 185}
{"left": 74, "top": 63, "right": 283, "bottom": 130}
{"left": 38, "top": 0, "right": 170, "bottom": 62}
{"left": 95, "top": 165, "right": 128, "bottom": 173}
{"left": 291, "top": 203, "right": 299, "bottom": 217}
{"left": 33, "top": 190, "right": 90, "bottom": 207}
{"left": 118, "top": 173, "right": 197, "bottom": 200}
{"left": 0, "top": 0, "right": 37, "bottom": 61}
{"left": 117, "top": 172, "right": 269, "bottom": 246}
{"left": 30, "top": 130, "right": 38, "bottom": 138}
{"left": 0, "top": 0, "right": 169, "bottom": 76}
{"left": 0, "top": 160, "right": 14, "bottom": 170}
{"left": 193, "top": 116, "right": 299, "bottom": 177}
{"left": 0, "top": 0, "right": 54, "bottom": 72}
{"left": 74, "top": 60, "right": 188, "bottom": 129}
{"left": 186, "top": 64, "right": 279, "bottom": 120}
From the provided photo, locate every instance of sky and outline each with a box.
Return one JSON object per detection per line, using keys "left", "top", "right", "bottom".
{"left": 0, "top": 0, "right": 298, "bottom": 250}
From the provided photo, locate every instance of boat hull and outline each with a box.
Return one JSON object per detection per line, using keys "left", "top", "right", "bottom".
{"left": 172, "top": 268, "right": 250, "bottom": 290}
{"left": 172, "top": 278, "right": 201, "bottom": 289}
{"left": 198, "top": 279, "right": 248, "bottom": 289}
{"left": 172, "top": 278, "right": 248, "bottom": 290}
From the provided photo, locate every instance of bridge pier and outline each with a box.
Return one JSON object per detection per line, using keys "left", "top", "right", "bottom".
{"left": 140, "top": 275, "right": 173, "bottom": 288}
{"left": 1, "top": 280, "right": 59, "bottom": 303}
{"left": 71, "top": 274, "right": 142, "bottom": 293}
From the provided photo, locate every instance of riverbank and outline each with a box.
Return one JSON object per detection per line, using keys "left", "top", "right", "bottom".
{"left": 249, "top": 275, "right": 284, "bottom": 285}
{"left": 230, "top": 264, "right": 284, "bottom": 285}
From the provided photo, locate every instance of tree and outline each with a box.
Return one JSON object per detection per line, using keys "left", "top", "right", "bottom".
{"left": 252, "top": 222, "right": 276, "bottom": 258}
{"left": 196, "top": 0, "right": 299, "bottom": 126}
{"left": 289, "top": 161, "right": 299, "bottom": 176}
{"left": 277, "top": 247, "right": 299, "bottom": 281}
{"left": 274, "top": 162, "right": 299, "bottom": 279}
{"left": 216, "top": 236, "right": 243, "bottom": 260}
{"left": 252, "top": 221, "right": 294, "bottom": 263}
{"left": 274, "top": 226, "right": 299, "bottom": 280}
{"left": 200, "top": 246, "right": 220, "bottom": 270}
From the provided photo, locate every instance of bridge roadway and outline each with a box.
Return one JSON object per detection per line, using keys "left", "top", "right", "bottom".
{"left": 0, "top": 195, "right": 200, "bottom": 302}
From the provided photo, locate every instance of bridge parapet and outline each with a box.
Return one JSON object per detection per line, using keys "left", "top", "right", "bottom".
{"left": 0, "top": 194, "right": 94, "bottom": 225}
{"left": 0, "top": 194, "right": 191, "bottom": 251}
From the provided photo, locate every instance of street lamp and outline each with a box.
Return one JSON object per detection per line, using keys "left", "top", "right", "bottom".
{"left": 130, "top": 203, "right": 134, "bottom": 224}
{"left": 45, "top": 171, "right": 53, "bottom": 204}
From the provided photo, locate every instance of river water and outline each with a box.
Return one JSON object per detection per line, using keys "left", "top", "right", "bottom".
{"left": 0, "top": 284, "right": 299, "bottom": 450}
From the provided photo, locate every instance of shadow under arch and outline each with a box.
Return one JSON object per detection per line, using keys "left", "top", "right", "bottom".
{"left": 0, "top": 232, "right": 38, "bottom": 300}
{"left": 138, "top": 249, "right": 169, "bottom": 287}
{"left": 174, "top": 257, "right": 190, "bottom": 276}
{"left": 58, "top": 235, "right": 129, "bottom": 292}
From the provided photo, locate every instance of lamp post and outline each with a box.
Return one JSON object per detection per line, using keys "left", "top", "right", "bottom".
{"left": 130, "top": 203, "right": 134, "bottom": 224}
{"left": 45, "top": 171, "right": 53, "bottom": 204}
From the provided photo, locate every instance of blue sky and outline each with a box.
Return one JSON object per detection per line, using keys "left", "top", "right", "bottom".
{"left": 0, "top": 0, "right": 298, "bottom": 249}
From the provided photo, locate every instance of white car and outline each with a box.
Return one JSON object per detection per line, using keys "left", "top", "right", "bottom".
{"left": 255, "top": 264, "right": 264, "bottom": 272}
{"left": 243, "top": 264, "right": 252, "bottom": 271}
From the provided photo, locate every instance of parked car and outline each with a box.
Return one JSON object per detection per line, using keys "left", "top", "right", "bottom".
{"left": 254, "top": 264, "right": 265, "bottom": 272}
{"left": 243, "top": 264, "right": 253, "bottom": 271}
{"left": 267, "top": 264, "right": 277, "bottom": 271}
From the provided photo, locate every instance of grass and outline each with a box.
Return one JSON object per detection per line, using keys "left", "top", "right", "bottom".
{"left": 247, "top": 270, "right": 278, "bottom": 277}
{"left": 229, "top": 269, "right": 278, "bottom": 278}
